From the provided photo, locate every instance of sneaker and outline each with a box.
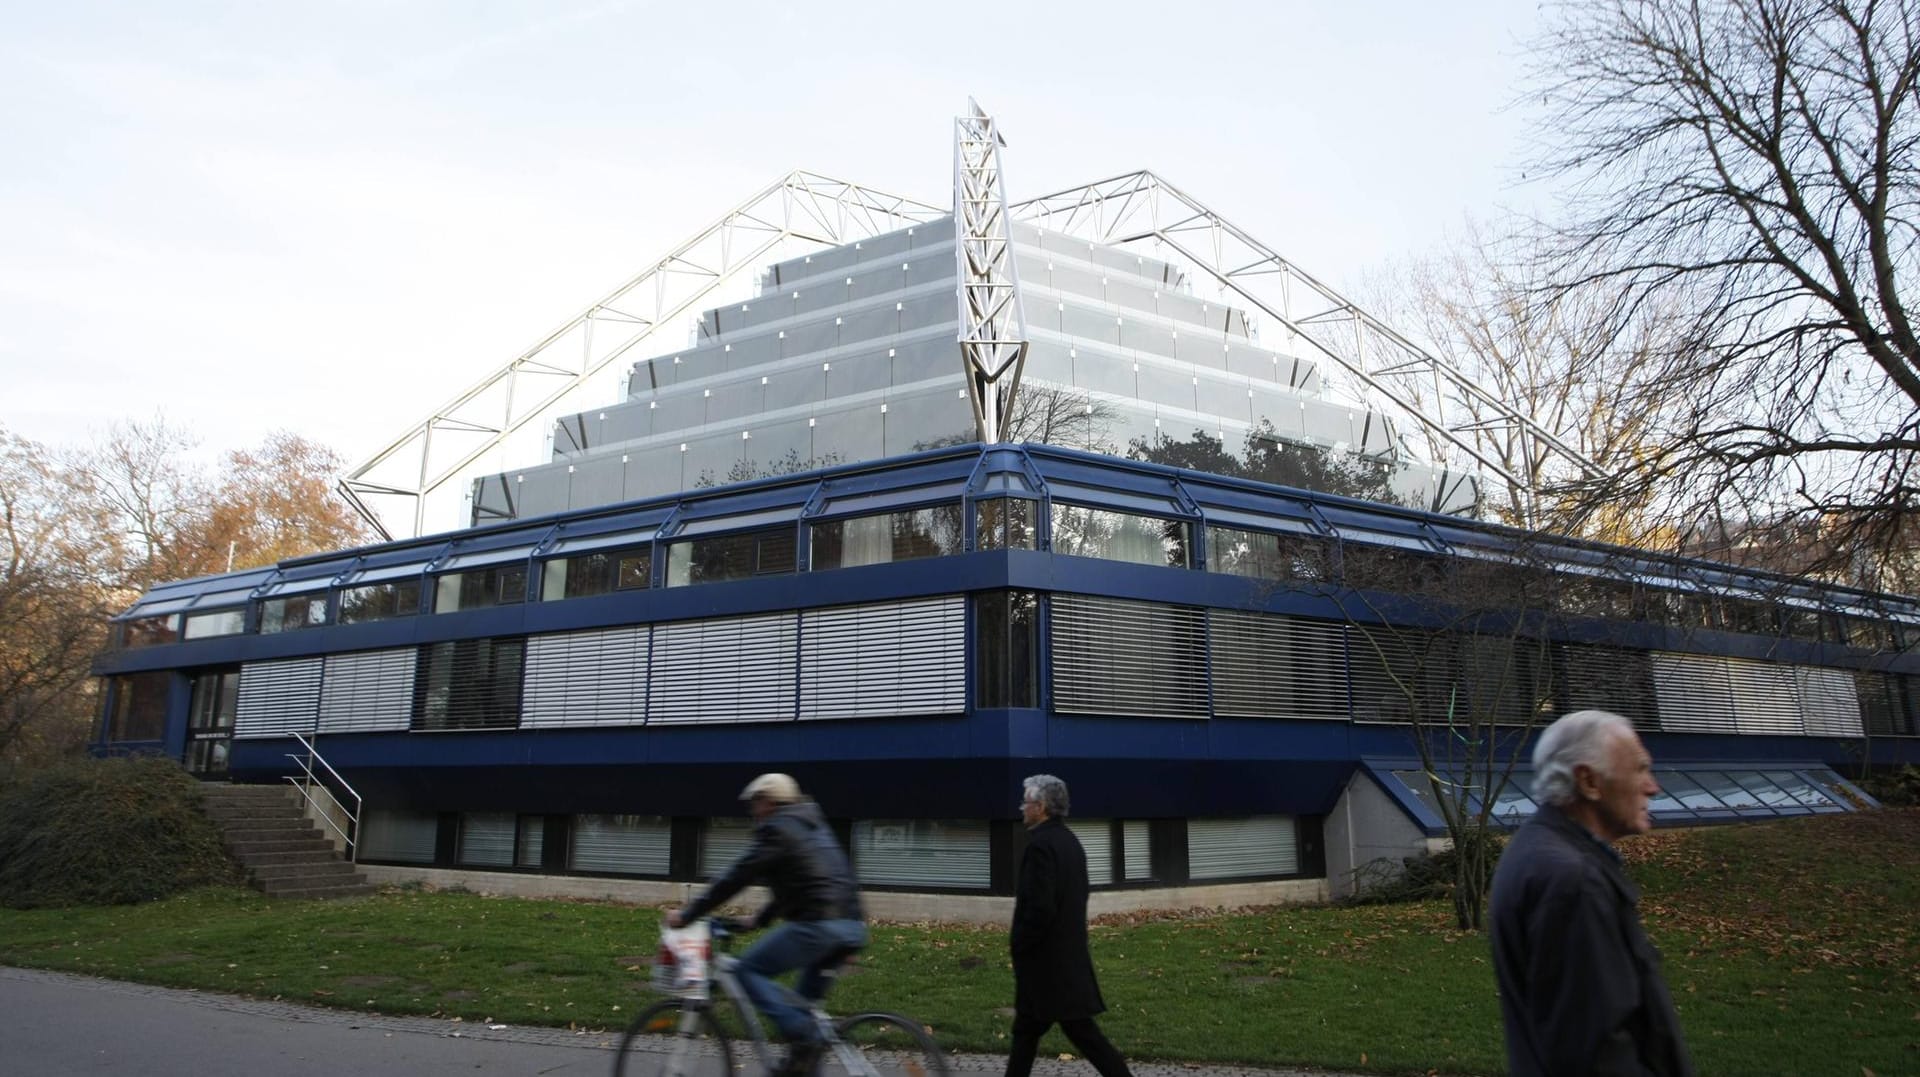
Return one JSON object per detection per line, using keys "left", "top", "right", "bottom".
{"left": 778, "top": 1040, "right": 825, "bottom": 1077}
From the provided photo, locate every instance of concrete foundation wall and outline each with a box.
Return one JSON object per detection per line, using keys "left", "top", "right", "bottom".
{"left": 356, "top": 866, "right": 1327, "bottom": 925}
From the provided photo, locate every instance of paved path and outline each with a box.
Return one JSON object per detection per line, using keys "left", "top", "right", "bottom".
{"left": 0, "top": 966, "right": 1365, "bottom": 1077}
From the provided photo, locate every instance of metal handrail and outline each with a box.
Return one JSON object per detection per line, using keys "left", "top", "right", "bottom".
{"left": 284, "top": 731, "right": 363, "bottom": 861}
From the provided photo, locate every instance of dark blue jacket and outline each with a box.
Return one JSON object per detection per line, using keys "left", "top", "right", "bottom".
{"left": 1489, "top": 805, "right": 1693, "bottom": 1077}
{"left": 682, "top": 801, "right": 862, "bottom": 926}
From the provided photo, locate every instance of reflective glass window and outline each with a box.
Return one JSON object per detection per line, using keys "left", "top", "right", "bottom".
{"left": 1653, "top": 771, "right": 1726, "bottom": 812}
{"left": 812, "top": 504, "right": 963, "bottom": 569}
{"left": 1207, "top": 526, "right": 1328, "bottom": 582}
{"left": 338, "top": 579, "right": 421, "bottom": 624}
{"left": 182, "top": 608, "right": 246, "bottom": 639}
{"left": 1688, "top": 770, "right": 1767, "bottom": 810}
{"left": 108, "top": 672, "right": 170, "bottom": 741}
{"left": 975, "top": 591, "right": 1038, "bottom": 708}
{"left": 664, "top": 526, "right": 797, "bottom": 586}
{"left": 976, "top": 498, "right": 1037, "bottom": 550}
{"left": 541, "top": 548, "right": 652, "bottom": 600}
{"left": 121, "top": 614, "right": 179, "bottom": 648}
{"left": 259, "top": 594, "right": 327, "bottom": 633}
{"left": 1051, "top": 503, "right": 1189, "bottom": 568}
{"left": 1762, "top": 770, "right": 1839, "bottom": 810}
{"left": 1727, "top": 771, "right": 1803, "bottom": 810}
{"left": 412, "top": 637, "right": 525, "bottom": 731}
{"left": 435, "top": 564, "right": 528, "bottom": 613}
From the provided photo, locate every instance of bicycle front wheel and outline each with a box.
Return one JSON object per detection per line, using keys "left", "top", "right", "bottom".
{"left": 827, "top": 1012, "right": 951, "bottom": 1077}
{"left": 614, "top": 998, "right": 734, "bottom": 1077}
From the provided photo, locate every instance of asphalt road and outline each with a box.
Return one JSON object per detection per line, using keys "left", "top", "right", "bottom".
{"left": 0, "top": 966, "right": 1358, "bottom": 1077}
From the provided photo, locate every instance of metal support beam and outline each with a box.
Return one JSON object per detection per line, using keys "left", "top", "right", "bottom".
{"left": 953, "top": 99, "right": 1030, "bottom": 443}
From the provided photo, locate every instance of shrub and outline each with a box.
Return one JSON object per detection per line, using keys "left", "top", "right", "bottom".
{"left": 1347, "top": 829, "right": 1505, "bottom": 906}
{"left": 0, "top": 755, "right": 240, "bottom": 908}
{"left": 1860, "top": 764, "right": 1920, "bottom": 807}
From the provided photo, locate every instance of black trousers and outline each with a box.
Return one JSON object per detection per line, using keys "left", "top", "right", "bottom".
{"left": 1004, "top": 1013, "right": 1132, "bottom": 1077}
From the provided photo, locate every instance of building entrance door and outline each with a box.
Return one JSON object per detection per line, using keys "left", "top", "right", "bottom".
{"left": 185, "top": 669, "right": 240, "bottom": 778}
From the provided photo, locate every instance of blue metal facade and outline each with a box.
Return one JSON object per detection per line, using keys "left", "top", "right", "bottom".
{"left": 93, "top": 443, "right": 1920, "bottom": 889}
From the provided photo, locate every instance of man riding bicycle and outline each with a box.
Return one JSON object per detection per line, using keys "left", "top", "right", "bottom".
{"left": 667, "top": 773, "right": 866, "bottom": 1077}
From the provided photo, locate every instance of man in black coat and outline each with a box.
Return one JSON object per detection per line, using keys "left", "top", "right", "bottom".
{"left": 1005, "top": 774, "right": 1133, "bottom": 1077}
{"left": 1490, "top": 710, "right": 1694, "bottom": 1077}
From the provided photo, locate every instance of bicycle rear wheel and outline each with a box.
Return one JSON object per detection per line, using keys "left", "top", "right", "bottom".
{"left": 614, "top": 998, "right": 734, "bottom": 1077}
{"left": 827, "top": 1012, "right": 951, "bottom": 1077}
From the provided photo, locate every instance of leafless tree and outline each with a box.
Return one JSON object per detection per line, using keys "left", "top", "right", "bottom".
{"left": 1323, "top": 539, "right": 1645, "bottom": 929}
{"left": 1527, "top": 0, "right": 1920, "bottom": 576}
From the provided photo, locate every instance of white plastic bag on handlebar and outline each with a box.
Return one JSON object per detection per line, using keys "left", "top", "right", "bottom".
{"left": 652, "top": 919, "right": 711, "bottom": 995}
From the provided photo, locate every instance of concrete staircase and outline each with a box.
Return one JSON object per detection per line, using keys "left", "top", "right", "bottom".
{"left": 199, "top": 784, "right": 376, "bottom": 900}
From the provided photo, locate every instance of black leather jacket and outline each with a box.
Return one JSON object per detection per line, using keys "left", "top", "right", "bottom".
{"left": 680, "top": 800, "right": 863, "bottom": 925}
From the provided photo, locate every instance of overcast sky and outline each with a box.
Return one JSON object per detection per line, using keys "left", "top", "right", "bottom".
{"left": 1, "top": 0, "right": 1552, "bottom": 470}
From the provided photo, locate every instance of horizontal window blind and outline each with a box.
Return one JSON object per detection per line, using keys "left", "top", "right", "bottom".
{"left": 1051, "top": 595, "right": 1207, "bottom": 718}
{"left": 1725, "top": 657, "right": 1805, "bottom": 736}
{"left": 234, "top": 658, "right": 322, "bottom": 738}
{"left": 1187, "top": 816, "right": 1298, "bottom": 880}
{"left": 650, "top": 613, "right": 797, "bottom": 724}
{"left": 358, "top": 809, "right": 437, "bottom": 863}
{"left": 523, "top": 626, "right": 648, "bottom": 728}
{"left": 1651, "top": 652, "right": 1739, "bottom": 733}
{"left": 700, "top": 818, "right": 758, "bottom": 878}
{"left": 571, "top": 815, "right": 671, "bottom": 875}
{"left": 1208, "top": 610, "right": 1348, "bottom": 720}
{"left": 1797, "top": 666, "right": 1864, "bottom": 737}
{"left": 799, "top": 596, "right": 964, "bottom": 719}
{"left": 1123, "top": 820, "right": 1152, "bottom": 881}
{"left": 1067, "top": 820, "right": 1113, "bottom": 886}
{"left": 1557, "top": 644, "right": 1660, "bottom": 731}
{"left": 413, "top": 638, "right": 525, "bottom": 731}
{"left": 852, "top": 820, "right": 990, "bottom": 889}
{"left": 318, "top": 649, "right": 416, "bottom": 733}
{"left": 458, "top": 812, "right": 516, "bottom": 867}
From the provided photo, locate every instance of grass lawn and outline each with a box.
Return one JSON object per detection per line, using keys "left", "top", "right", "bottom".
{"left": 3, "top": 809, "right": 1917, "bottom": 1076}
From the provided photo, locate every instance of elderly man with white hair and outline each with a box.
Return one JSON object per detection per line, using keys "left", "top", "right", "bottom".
{"left": 1489, "top": 710, "right": 1694, "bottom": 1077}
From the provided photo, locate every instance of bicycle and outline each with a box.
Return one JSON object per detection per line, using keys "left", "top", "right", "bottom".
{"left": 615, "top": 916, "right": 952, "bottom": 1077}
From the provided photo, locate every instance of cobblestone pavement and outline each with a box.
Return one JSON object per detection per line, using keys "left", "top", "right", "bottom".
{"left": 3, "top": 959, "right": 1382, "bottom": 1075}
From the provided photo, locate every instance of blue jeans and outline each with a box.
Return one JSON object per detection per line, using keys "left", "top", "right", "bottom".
{"left": 735, "top": 919, "right": 868, "bottom": 1044}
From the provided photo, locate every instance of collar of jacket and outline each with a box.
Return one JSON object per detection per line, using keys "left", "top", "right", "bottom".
{"left": 1533, "top": 802, "right": 1640, "bottom": 904}
{"left": 1028, "top": 816, "right": 1064, "bottom": 833}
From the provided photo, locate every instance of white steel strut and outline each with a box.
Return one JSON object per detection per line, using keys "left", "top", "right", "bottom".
{"left": 339, "top": 171, "right": 943, "bottom": 539}
{"left": 953, "top": 99, "right": 1031, "bottom": 443}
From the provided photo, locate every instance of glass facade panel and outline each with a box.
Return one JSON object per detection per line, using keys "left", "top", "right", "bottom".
{"left": 541, "top": 548, "right": 652, "bottom": 601}
{"left": 1688, "top": 770, "right": 1766, "bottom": 809}
{"left": 665, "top": 526, "right": 797, "bottom": 586}
{"left": 108, "top": 672, "right": 170, "bottom": 741}
{"left": 1727, "top": 771, "right": 1802, "bottom": 810}
{"left": 121, "top": 614, "right": 179, "bottom": 648}
{"left": 975, "top": 591, "right": 1038, "bottom": 708}
{"left": 359, "top": 809, "right": 438, "bottom": 863}
{"left": 976, "top": 498, "right": 1037, "bottom": 551}
{"left": 1763, "top": 770, "right": 1839, "bottom": 810}
{"left": 458, "top": 812, "right": 516, "bottom": 866}
{"left": 811, "top": 504, "right": 963, "bottom": 570}
{"left": 182, "top": 608, "right": 246, "bottom": 639}
{"left": 571, "top": 814, "right": 671, "bottom": 875}
{"left": 412, "top": 637, "right": 525, "bottom": 731}
{"left": 339, "top": 579, "right": 421, "bottom": 624}
{"left": 851, "top": 820, "right": 990, "bottom": 889}
{"left": 435, "top": 564, "right": 528, "bottom": 613}
{"left": 1207, "top": 526, "right": 1327, "bottom": 581}
{"left": 1653, "top": 771, "right": 1726, "bottom": 812}
{"left": 260, "top": 593, "right": 327, "bottom": 634}
{"left": 1051, "top": 504, "right": 1189, "bottom": 567}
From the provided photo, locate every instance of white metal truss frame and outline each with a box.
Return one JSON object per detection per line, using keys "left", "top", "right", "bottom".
{"left": 1010, "top": 170, "right": 1607, "bottom": 521}
{"left": 339, "top": 171, "right": 945, "bottom": 540}
{"left": 953, "top": 99, "right": 1031, "bottom": 443}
